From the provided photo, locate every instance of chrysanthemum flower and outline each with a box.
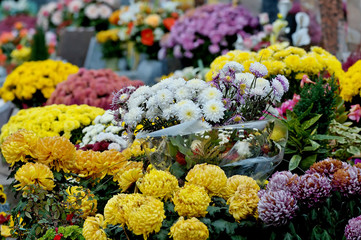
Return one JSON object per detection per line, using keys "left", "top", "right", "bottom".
{"left": 173, "top": 184, "right": 211, "bottom": 218}
{"left": 223, "top": 175, "right": 260, "bottom": 200}
{"left": 296, "top": 172, "right": 332, "bottom": 208}
{"left": 332, "top": 166, "right": 361, "bottom": 196}
{"left": 170, "top": 217, "right": 209, "bottom": 240}
{"left": 82, "top": 214, "right": 108, "bottom": 240}
{"left": 258, "top": 190, "right": 298, "bottom": 226}
{"left": 249, "top": 62, "right": 268, "bottom": 78}
{"left": 306, "top": 158, "right": 347, "bottom": 179}
{"left": 265, "top": 171, "right": 299, "bottom": 194}
{"left": 137, "top": 169, "right": 179, "bottom": 201}
{"left": 186, "top": 163, "right": 227, "bottom": 197}
{"left": 202, "top": 100, "right": 225, "bottom": 123}
{"left": 0, "top": 129, "right": 38, "bottom": 166}
{"left": 66, "top": 186, "right": 97, "bottom": 218}
{"left": 228, "top": 190, "right": 259, "bottom": 222}
{"left": 116, "top": 167, "right": 143, "bottom": 192}
{"left": 345, "top": 215, "right": 361, "bottom": 240}
{"left": 125, "top": 195, "right": 165, "bottom": 239}
{"left": 14, "top": 162, "right": 55, "bottom": 191}
{"left": 34, "top": 136, "right": 76, "bottom": 172}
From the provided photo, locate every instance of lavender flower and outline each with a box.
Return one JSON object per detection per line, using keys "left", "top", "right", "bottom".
{"left": 266, "top": 171, "right": 299, "bottom": 195}
{"left": 249, "top": 62, "right": 268, "bottom": 78}
{"left": 258, "top": 190, "right": 298, "bottom": 226}
{"left": 345, "top": 215, "right": 361, "bottom": 240}
{"left": 296, "top": 172, "right": 332, "bottom": 208}
{"left": 275, "top": 74, "right": 289, "bottom": 92}
{"left": 306, "top": 158, "right": 348, "bottom": 179}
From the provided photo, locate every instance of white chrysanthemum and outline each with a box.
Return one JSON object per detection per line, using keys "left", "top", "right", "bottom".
{"left": 100, "top": 111, "right": 114, "bottom": 124}
{"left": 203, "top": 100, "right": 225, "bottom": 123}
{"left": 128, "top": 95, "right": 146, "bottom": 109}
{"left": 249, "top": 62, "right": 268, "bottom": 78}
{"left": 130, "top": 86, "right": 152, "bottom": 99}
{"left": 176, "top": 99, "right": 193, "bottom": 107}
{"left": 251, "top": 78, "right": 271, "bottom": 97}
{"left": 84, "top": 4, "right": 99, "bottom": 19}
{"left": 146, "top": 96, "right": 159, "bottom": 110}
{"left": 222, "top": 61, "right": 245, "bottom": 73}
{"left": 119, "top": 93, "right": 130, "bottom": 103}
{"left": 68, "top": 0, "right": 83, "bottom": 13}
{"left": 175, "top": 87, "right": 192, "bottom": 101}
{"left": 105, "top": 126, "right": 123, "bottom": 134}
{"left": 176, "top": 102, "right": 202, "bottom": 122}
{"left": 146, "top": 109, "right": 162, "bottom": 121}
{"left": 271, "top": 78, "right": 285, "bottom": 101}
{"left": 124, "top": 107, "right": 144, "bottom": 127}
{"left": 51, "top": 10, "right": 63, "bottom": 25}
{"left": 162, "top": 105, "right": 175, "bottom": 120}
{"left": 234, "top": 141, "right": 252, "bottom": 159}
{"left": 199, "top": 87, "right": 223, "bottom": 103}
{"left": 96, "top": 132, "right": 128, "bottom": 149}
{"left": 98, "top": 4, "right": 112, "bottom": 19}
{"left": 235, "top": 72, "right": 255, "bottom": 87}
{"left": 186, "top": 78, "right": 208, "bottom": 91}
{"left": 156, "top": 89, "right": 173, "bottom": 106}
{"left": 108, "top": 143, "right": 121, "bottom": 151}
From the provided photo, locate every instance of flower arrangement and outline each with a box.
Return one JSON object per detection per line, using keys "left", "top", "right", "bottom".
{"left": 0, "top": 60, "right": 79, "bottom": 108}
{"left": 160, "top": 3, "right": 259, "bottom": 66}
{"left": 46, "top": 68, "right": 144, "bottom": 109}
{"left": 115, "top": 2, "right": 182, "bottom": 60}
{"left": 37, "top": 2, "right": 67, "bottom": 30}
{"left": 339, "top": 60, "right": 361, "bottom": 103}
{"left": 206, "top": 45, "right": 344, "bottom": 99}
{"left": 96, "top": 29, "right": 125, "bottom": 59}
{"left": 0, "top": 104, "right": 104, "bottom": 144}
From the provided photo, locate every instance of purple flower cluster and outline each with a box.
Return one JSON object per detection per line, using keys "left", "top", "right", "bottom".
{"left": 345, "top": 215, "right": 361, "bottom": 240}
{"left": 266, "top": 171, "right": 299, "bottom": 194}
{"left": 160, "top": 3, "right": 259, "bottom": 60}
{"left": 332, "top": 166, "right": 361, "bottom": 196}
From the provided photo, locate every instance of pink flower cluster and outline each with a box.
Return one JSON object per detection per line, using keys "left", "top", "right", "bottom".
{"left": 276, "top": 94, "right": 300, "bottom": 119}
{"left": 46, "top": 68, "right": 144, "bottom": 109}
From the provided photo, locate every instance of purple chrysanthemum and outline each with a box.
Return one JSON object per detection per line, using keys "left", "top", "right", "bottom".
{"left": 332, "top": 166, "right": 361, "bottom": 196}
{"left": 249, "top": 62, "right": 268, "bottom": 78}
{"left": 306, "top": 158, "right": 349, "bottom": 179}
{"left": 296, "top": 172, "right": 332, "bottom": 208}
{"left": 275, "top": 74, "right": 289, "bottom": 92}
{"left": 345, "top": 215, "right": 361, "bottom": 240}
{"left": 258, "top": 190, "right": 298, "bottom": 226}
{"left": 266, "top": 171, "right": 299, "bottom": 195}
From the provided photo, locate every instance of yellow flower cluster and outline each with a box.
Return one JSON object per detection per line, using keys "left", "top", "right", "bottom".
{"left": 115, "top": 166, "right": 143, "bottom": 192}
{"left": 226, "top": 175, "right": 260, "bottom": 222}
{"left": 339, "top": 60, "right": 361, "bottom": 101}
{"left": 102, "top": 193, "right": 165, "bottom": 240}
{"left": 96, "top": 29, "right": 120, "bottom": 43}
{"left": 170, "top": 217, "right": 209, "bottom": 240}
{"left": 10, "top": 46, "right": 31, "bottom": 64}
{"left": 0, "top": 104, "right": 104, "bottom": 143}
{"left": 82, "top": 214, "right": 108, "bottom": 240}
{"left": 185, "top": 163, "right": 227, "bottom": 197}
{"left": 173, "top": 184, "right": 211, "bottom": 218}
{"left": 0, "top": 60, "right": 79, "bottom": 102}
{"left": 14, "top": 162, "right": 55, "bottom": 192}
{"left": 137, "top": 169, "right": 179, "bottom": 201}
{"left": 206, "top": 45, "right": 344, "bottom": 83}
{"left": 66, "top": 186, "right": 97, "bottom": 219}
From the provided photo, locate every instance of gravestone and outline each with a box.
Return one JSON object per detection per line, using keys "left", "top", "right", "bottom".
{"left": 84, "top": 37, "right": 106, "bottom": 69}
{"left": 347, "top": 0, "right": 361, "bottom": 52}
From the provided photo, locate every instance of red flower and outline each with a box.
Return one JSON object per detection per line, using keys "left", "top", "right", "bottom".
{"left": 0, "top": 214, "right": 10, "bottom": 224}
{"left": 163, "top": 18, "right": 176, "bottom": 31}
{"left": 54, "top": 234, "right": 63, "bottom": 240}
{"left": 66, "top": 213, "right": 74, "bottom": 222}
{"left": 16, "top": 44, "right": 22, "bottom": 50}
{"left": 140, "top": 28, "right": 154, "bottom": 46}
{"left": 175, "top": 152, "right": 186, "bottom": 165}
{"left": 127, "top": 22, "right": 134, "bottom": 35}
{"left": 171, "top": 12, "right": 179, "bottom": 18}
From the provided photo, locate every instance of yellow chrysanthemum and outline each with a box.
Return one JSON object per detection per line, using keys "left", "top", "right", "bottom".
{"left": 116, "top": 167, "right": 143, "bottom": 192}
{"left": 0, "top": 225, "right": 11, "bottom": 238}
{"left": 66, "top": 186, "right": 97, "bottom": 218}
{"left": 227, "top": 190, "right": 259, "bottom": 222}
{"left": 339, "top": 60, "right": 361, "bottom": 102}
{"left": 14, "top": 162, "right": 55, "bottom": 191}
{"left": 185, "top": 163, "right": 227, "bottom": 197}
{"left": 34, "top": 136, "right": 76, "bottom": 172}
{"left": 104, "top": 193, "right": 143, "bottom": 227}
{"left": 0, "top": 60, "right": 78, "bottom": 103}
{"left": 137, "top": 169, "right": 179, "bottom": 201}
{"left": 169, "top": 217, "right": 209, "bottom": 240}
{"left": 0, "top": 104, "right": 104, "bottom": 143}
{"left": 125, "top": 195, "right": 165, "bottom": 239}
{"left": 223, "top": 175, "right": 260, "bottom": 200}
{"left": 82, "top": 214, "right": 108, "bottom": 240}
{"left": 96, "top": 29, "right": 119, "bottom": 43}
{"left": 173, "top": 184, "right": 211, "bottom": 218}
{"left": 0, "top": 129, "right": 38, "bottom": 166}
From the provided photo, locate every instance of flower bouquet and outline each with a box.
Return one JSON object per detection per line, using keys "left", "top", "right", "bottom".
{"left": 37, "top": 1, "right": 69, "bottom": 30}
{"left": 0, "top": 60, "right": 79, "bottom": 108}
{"left": 46, "top": 68, "right": 144, "bottom": 109}
{"left": 96, "top": 29, "right": 126, "bottom": 69}
{"left": 160, "top": 3, "right": 259, "bottom": 66}
{"left": 115, "top": 61, "right": 289, "bottom": 179}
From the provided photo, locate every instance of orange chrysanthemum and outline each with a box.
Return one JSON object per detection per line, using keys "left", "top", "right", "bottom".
{"left": 14, "top": 162, "right": 55, "bottom": 191}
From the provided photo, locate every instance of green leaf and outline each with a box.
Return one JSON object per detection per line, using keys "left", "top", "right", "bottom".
{"left": 311, "top": 135, "right": 344, "bottom": 141}
{"left": 283, "top": 232, "right": 293, "bottom": 240}
{"left": 212, "top": 219, "right": 237, "bottom": 235}
{"left": 299, "top": 154, "right": 317, "bottom": 170}
{"left": 302, "top": 114, "right": 322, "bottom": 130}
{"left": 207, "top": 205, "right": 222, "bottom": 217}
{"left": 303, "top": 140, "right": 320, "bottom": 152}
{"left": 169, "top": 162, "right": 186, "bottom": 178}
{"left": 348, "top": 146, "right": 361, "bottom": 156}
{"left": 289, "top": 155, "right": 302, "bottom": 171}
{"left": 25, "top": 211, "right": 32, "bottom": 219}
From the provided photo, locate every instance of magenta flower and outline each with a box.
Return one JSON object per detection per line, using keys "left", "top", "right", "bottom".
{"left": 348, "top": 104, "right": 361, "bottom": 123}
{"left": 345, "top": 215, "right": 361, "bottom": 240}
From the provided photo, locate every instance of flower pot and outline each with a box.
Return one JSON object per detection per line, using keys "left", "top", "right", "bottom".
{"left": 139, "top": 119, "right": 287, "bottom": 180}
{"left": 104, "top": 57, "right": 119, "bottom": 71}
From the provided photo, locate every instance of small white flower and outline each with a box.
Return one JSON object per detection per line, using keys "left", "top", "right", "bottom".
{"left": 175, "top": 87, "right": 192, "bottom": 101}
{"left": 249, "top": 62, "right": 268, "bottom": 77}
{"left": 50, "top": 10, "right": 63, "bottom": 26}
{"left": 100, "top": 111, "right": 114, "bottom": 124}
{"left": 251, "top": 78, "right": 271, "bottom": 97}
{"left": 222, "top": 61, "right": 245, "bottom": 73}
{"left": 156, "top": 89, "right": 173, "bottom": 106}
{"left": 203, "top": 100, "right": 225, "bottom": 123}
{"left": 186, "top": 78, "right": 208, "bottom": 92}
{"left": 130, "top": 85, "right": 151, "bottom": 99}
{"left": 199, "top": 87, "right": 223, "bottom": 103}
{"left": 108, "top": 143, "right": 121, "bottom": 151}
{"left": 124, "top": 107, "right": 144, "bottom": 127}
{"left": 235, "top": 72, "right": 255, "bottom": 87}
{"left": 128, "top": 95, "right": 146, "bottom": 109}
{"left": 98, "top": 4, "right": 112, "bottom": 19}
{"left": 234, "top": 141, "right": 252, "bottom": 159}
{"left": 162, "top": 105, "right": 176, "bottom": 120}
{"left": 176, "top": 102, "right": 202, "bottom": 122}
{"left": 84, "top": 4, "right": 99, "bottom": 19}
{"left": 68, "top": 0, "right": 83, "bottom": 13}
{"left": 271, "top": 78, "right": 285, "bottom": 101}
